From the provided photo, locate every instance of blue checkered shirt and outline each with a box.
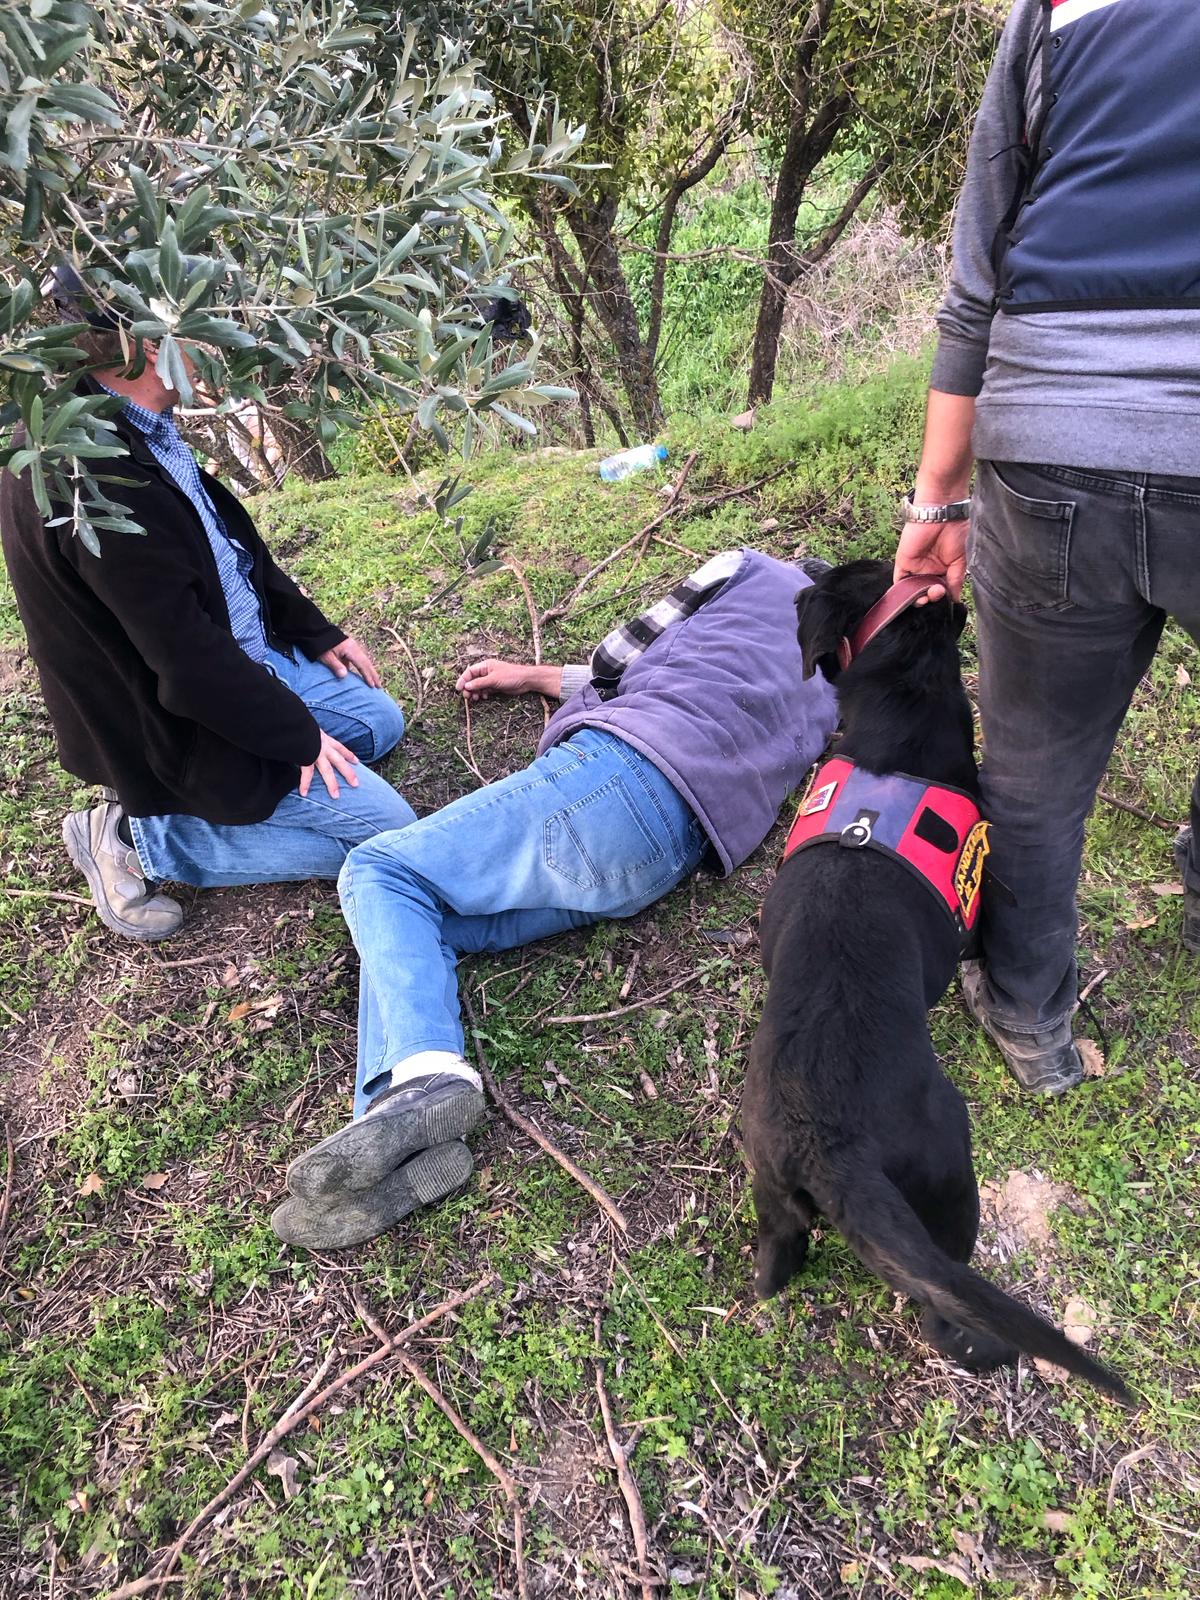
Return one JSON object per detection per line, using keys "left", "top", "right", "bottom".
{"left": 110, "top": 392, "right": 270, "bottom": 662}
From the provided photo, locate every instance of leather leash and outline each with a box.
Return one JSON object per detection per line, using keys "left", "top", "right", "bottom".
{"left": 836, "top": 574, "right": 947, "bottom": 672}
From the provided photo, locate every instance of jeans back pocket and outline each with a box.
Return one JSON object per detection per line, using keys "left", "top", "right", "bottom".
{"left": 544, "top": 774, "right": 665, "bottom": 891}
{"left": 969, "top": 461, "right": 1075, "bottom": 612}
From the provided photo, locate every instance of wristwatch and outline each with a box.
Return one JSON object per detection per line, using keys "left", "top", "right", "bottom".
{"left": 901, "top": 494, "right": 973, "bottom": 523}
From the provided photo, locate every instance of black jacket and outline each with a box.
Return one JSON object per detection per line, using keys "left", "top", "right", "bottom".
{"left": 0, "top": 401, "right": 344, "bottom": 823}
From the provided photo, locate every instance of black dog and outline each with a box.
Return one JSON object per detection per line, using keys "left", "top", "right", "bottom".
{"left": 742, "top": 559, "right": 1129, "bottom": 1402}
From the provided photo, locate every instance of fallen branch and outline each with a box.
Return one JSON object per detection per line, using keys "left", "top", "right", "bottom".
{"left": 538, "top": 450, "right": 700, "bottom": 629}
{"left": 462, "top": 988, "right": 628, "bottom": 1234}
{"left": 102, "top": 1275, "right": 497, "bottom": 1600}
{"left": 0, "top": 1123, "right": 13, "bottom": 1242}
{"left": 2, "top": 886, "right": 93, "bottom": 908}
{"left": 1097, "top": 788, "right": 1180, "bottom": 833}
{"left": 394, "top": 1346, "right": 528, "bottom": 1600}
{"left": 502, "top": 555, "right": 551, "bottom": 729}
{"left": 595, "top": 1343, "right": 660, "bottom": 1599}
{"left": 545, "top": 971, "right": 702, "bottom": 1026}
{"left": 461, "top": 696, "right": 487, "bottom": 785}
{"left": 383, "top": 624, "right": 428, "bottom": 725}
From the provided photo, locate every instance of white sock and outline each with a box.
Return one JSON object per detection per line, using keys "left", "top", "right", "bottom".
{"left": 387, "top": 1050, "right": 482, "bottom": 1094}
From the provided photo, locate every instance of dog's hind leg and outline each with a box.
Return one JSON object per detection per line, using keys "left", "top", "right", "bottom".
{"left": 753, "top": 1172, "right": 814, "bottom": 1299}
{"left": 916, "top": 1176, "right": 1017, "bottom": 1371}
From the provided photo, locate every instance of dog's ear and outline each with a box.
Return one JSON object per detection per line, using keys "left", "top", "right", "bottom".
{"left": 795, "top": 583, "right": 858, "bottom": 681}
{"left": 952, "top": 599, "right": 968, "bottom": 639}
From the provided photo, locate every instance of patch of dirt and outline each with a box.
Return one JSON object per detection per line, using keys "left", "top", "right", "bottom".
{"left": 978, "top": 1169, "right": 1077, "bottom": 1261}
{"left": 0, "top": 646, "right": 30, "bottom": 695}
{"left": 530, "top": 1422, "right": 605, "bottom": 1538}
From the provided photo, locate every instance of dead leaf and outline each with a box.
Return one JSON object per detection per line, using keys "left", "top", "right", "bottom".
{"left": 228, "top": 993, "right": 283, "bottom": 1024}
{"left": 1033, "top": 1356, "right": 1071, "bottom": 1386}
{"left": 1124, "top": 913, "right": 1158, "bottom": 930}
{"left": 142, "top": 1172, "right": 168, "bottom": 1191}
{"left": 730, "top": 407, "right": 756, "bottom": 431}
{"left": 638, "top": 1070, "right": 659, "bottom": 1099}
{"left": 839, "top": 1563, "right": 862, "bottom": 1584}
{"left": 951, "top": 1528, "right": 991, "bottom": 1578}
{"left": 1077, "top": 1038, "right": 1106, "bottom": 1079}
{"left": 1151, "top": 881, "right": 1184, "bottom": 897}
{"left": 220, "top": 963, "right": 239, "bottom": 988}
{"left": 267, "top": 1449, "right": 301, "bottom": 1501}
{"left": 1176, "top": 664, "right": 1191, "bottom": 688}
{"left": 78, "top": 1172, "right": 104, "bottom": 1197}
{"left": 1042, "top": 1509, "right": 1073, "bottom": 1535}
{"left": 898, "top": 1553, "right": 973, "bottom": 1587}
{"left": 758, "top": 516, "right": 780, "bottom": 533}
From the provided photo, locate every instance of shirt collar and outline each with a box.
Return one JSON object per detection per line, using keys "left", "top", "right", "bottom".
{"left": 98, "top": 382, "right": 176, "bottom": 444}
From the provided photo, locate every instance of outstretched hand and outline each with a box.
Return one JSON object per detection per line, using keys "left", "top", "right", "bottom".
{"left": 892, "top": 518, "right": 970, "bottom": 604}
{"left": 299, "top": 730, "right": 360, "bottom": 799}
{"left": 456, "top": 659, "right": 535, "bottom": 702}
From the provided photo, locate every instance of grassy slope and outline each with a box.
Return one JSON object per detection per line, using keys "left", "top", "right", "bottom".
{"left": 1, "top": 364, "right": 1198, "bottom": 1600}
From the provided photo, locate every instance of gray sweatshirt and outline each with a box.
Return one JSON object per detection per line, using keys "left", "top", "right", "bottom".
{"left": 931, "top": 0, "right": 1200, "bottom": 475}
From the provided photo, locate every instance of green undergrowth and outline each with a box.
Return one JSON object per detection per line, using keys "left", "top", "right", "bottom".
{"left": 1, "top": 363, "right": 1198, "bottom": 1598}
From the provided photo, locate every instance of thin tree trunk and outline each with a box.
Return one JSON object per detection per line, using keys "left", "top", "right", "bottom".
{"left": 565, "top": 198, "right": 663, "bottom": 438}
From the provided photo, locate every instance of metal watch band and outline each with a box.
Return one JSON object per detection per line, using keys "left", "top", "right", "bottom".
{"left": 901, "top": 496, "right": 973, "bottom": 524}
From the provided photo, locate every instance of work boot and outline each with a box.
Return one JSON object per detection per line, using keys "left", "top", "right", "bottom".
{"left": 961, "top": 962, "right": 1083, "bottom": 1095}
{"left": 61, "top": 800, "right": 184, "bottom": 941}
{"left": 1173, "top": 828, "right": 1200, "bottom": 953}
{"left": 272, "top": 1141, "right": 473, "bottom": 1250}
{"left": 285, "top": 1070, "right": 485, "bottom": 1201}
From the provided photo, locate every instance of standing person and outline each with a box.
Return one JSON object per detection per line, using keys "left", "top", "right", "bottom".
{"left": 273, "top": 549, "right": 840, "bottom": 1250}
{"left": 0, "top": 272, "right": 412, "bottom": 941}
{"left": 894, "top": 0, "right": 1200, "bottom": 1094}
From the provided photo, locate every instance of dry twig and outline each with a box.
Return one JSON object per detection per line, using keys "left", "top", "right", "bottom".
{"left": 102, "top": 1275, "right": 497, "bottom": 1600}
{"left": 383, "top": 623, "right": 428, "bottom": 724}
{"left": 0, "top": 1124, "right": 13, "bottom": 1242}
{"left": 2, "top": 886, "right": 92, "bottom": 908}
{"left": 395, "top": 1346, "right": 528, "bottom": 1600}
{"left": 538, "top": 450, "right": 700, "bottom": 628}
{"left": 1097, "top": 788, "right": 1180, "bottom": 833}
{"left": 462, "top": 987, "right": 628, "bottom": 1234}
{"left": 595, "top": 1331, "right": 660, "bottom": 1599}
{"left": 545, "top": 971, "right": 702, "bottom": 1026}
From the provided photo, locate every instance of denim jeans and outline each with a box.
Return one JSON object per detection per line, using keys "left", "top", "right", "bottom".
{"left": 338, "top": 727, "right": 707, "bottom": 1117}
{"left": 970, "top": 459, "right": 1200, "bottom": 1030}
{"left": 131, "top": 645, "right": 413, "bottom": 886}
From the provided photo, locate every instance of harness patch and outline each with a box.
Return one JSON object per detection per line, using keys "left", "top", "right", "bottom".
{"left": 781, "top": 756, "right": 987, "bottom": 940}
{"left": 953, "top": 819, "right": 991, "bottom": 923}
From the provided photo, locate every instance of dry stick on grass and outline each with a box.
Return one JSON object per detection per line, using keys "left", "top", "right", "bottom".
{"left": 2, "top": 886, "right": 93, "bottom": 908}
{"left": 545, "top": 971, "right": 702, "bottom": 1027}
{"left": 383, "top": 624, "right": 428, "bottom": 724}
{"left": 501, "top": 555, "right": 552, "bottom": 729}
{"left": 461, "top": 988, "right": 629, "bottom": 1234}
{"left": 458, "top": 694, "right": 487, "bottom": 786}
{"left": 537, "top": 450, "right": 700, "bottom": 629}
{"left": 102, "top": 1275, "right": 497, "bottom": 1600}
{"left": 0, "top": 1124, "right": 14, "bottom": 1241}
{"left": 393, "top": 1346, "right": 528, "bottom": 1600}
{"left": 594, "top": 1322, "right": 660, "bottom": 1600}
{"left": 1097, "top": 788, "right": 1180, "bottom": 833}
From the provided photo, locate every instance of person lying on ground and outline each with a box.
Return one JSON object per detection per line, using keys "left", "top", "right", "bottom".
{"left": 273, "top": 546, "right": 840, "bottom": 1250}
{"left": 0, "top": 270, "right": 411, "bottom": 943}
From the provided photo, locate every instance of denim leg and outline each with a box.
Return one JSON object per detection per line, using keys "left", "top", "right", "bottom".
{"left": 272, "top": 647, "right": 407, "bottom": 760}
{"left": 971, "top": 461, "right": 1162, "bottom": 1029}
{"left": 339, "top": 729, "right": 705, "bottom": 1113}
{"left": 132, "top": 766, "right": 417, "bottom": 887}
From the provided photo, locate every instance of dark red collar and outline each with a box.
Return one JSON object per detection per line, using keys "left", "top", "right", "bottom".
{"left": 836, "top": 575, "right": 946, "bottom": 673}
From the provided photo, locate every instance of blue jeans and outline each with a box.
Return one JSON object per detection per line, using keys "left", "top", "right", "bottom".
{"left": 131, "top": 646, "right": 414, "bottom": 887}
{"left": 971, "top": 460, "right": 1200, "bottom": 1029}
{"left": 338, "top": 728, "right": 707, "bottom": 1117}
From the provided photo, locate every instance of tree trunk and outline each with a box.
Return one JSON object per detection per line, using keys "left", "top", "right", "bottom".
{"left": 271, "top": 411, "right": 338, "bottom": 482}
{"left": 565, "top": 198, "right": 663, "bottom": 439}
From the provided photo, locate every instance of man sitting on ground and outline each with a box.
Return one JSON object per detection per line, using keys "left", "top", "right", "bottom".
{"left": 0, "top": 272, "right": 412, "bottom": 941}
{"left": 273, "top": 547, "right": 840, "bottom": 1249}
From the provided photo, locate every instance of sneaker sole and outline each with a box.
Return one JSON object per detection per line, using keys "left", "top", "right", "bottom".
{"left": 272, "top": 1141, "right": 474, "bottom": 1250}
{"left": 61, "top": 812, "right": 180, "bottom": 943}
{"left": 285, "top": 1082, "right": 485, "bottom": 1201}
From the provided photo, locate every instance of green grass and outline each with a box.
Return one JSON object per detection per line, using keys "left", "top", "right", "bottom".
{"left": 1, "top": 364, "right": 1198, "bottom": 1598}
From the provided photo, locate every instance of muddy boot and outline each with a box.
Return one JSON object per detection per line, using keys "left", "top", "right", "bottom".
{"left": 1173, "top": 828, "right": 1200, "bottom": 954}
{"left": 62, "top": 799, "right": 184, "bottom": 941}
{"left": 272, "top": 1141, "right": 474, "bottom": 1250}
{"left": 961, "top": 962, "right": 1083, "bottom": 1095}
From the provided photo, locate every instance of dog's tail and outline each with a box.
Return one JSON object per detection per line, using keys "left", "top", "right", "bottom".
{"left": 811, "top": 1165, "right": 1132, "bottom": 1404}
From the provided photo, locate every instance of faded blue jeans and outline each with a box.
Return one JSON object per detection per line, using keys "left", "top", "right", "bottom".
{"left": 970, "top": 460, "right": 1200, "bottom": 1030}
{"left": 338, "top": 728, "right": 707, "bottom": 1117}
{"left": 131, "top": 645, "right": 413, "bottom": 886}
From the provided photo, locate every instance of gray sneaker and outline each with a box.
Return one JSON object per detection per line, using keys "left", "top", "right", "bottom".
{"left": 1173, "top": 828, "right": 1200, "bottom": 953}
{"left": 62, "top": 800, "right": 184, "bottom": 941}
{"left": 961, "top": 962, "right": 1083, "bottom": 1095}
{"left": 285, "top": 1072, "right": 486, "bottom": 1201}
{"left": 272, "top": 1141, "right": 474, "bottom": 1250}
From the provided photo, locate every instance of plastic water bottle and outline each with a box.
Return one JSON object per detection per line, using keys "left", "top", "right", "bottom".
{"left": 599, "top": 443, "right": 668, "bottom": 482}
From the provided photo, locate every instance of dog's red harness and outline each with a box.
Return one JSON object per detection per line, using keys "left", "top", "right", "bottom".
{"left": 782, "top": 756, "right": 991, "bottom": 938}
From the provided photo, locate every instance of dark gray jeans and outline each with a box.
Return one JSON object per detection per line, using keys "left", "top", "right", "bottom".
{"left": 970, "top": 459, "right": 1200, "bottom": 1031}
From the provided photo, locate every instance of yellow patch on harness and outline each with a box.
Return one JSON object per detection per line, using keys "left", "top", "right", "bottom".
{"left": 954, "top": 819, "right": 991, "bottom": 922}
